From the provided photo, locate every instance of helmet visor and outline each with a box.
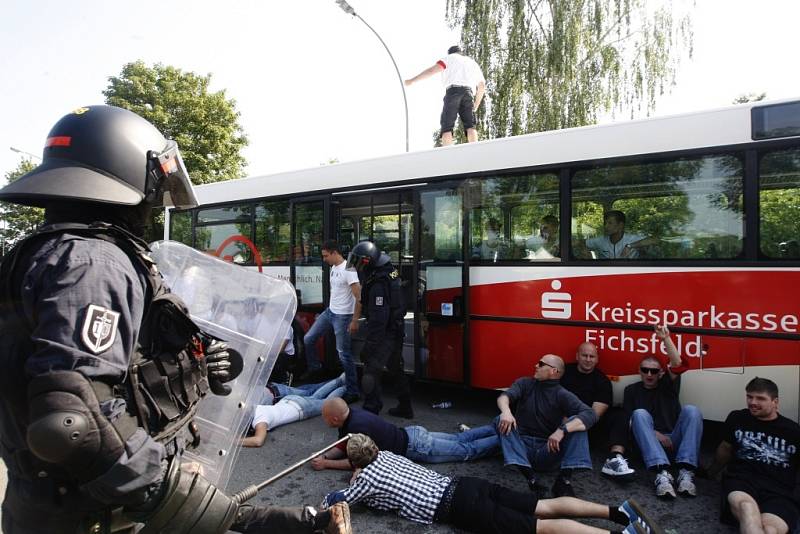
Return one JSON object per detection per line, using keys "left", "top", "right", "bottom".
{"left": 151, "top": 141, "right": 198, "bottom": 209}
{"left": 346, "top": 251, "right": 369, "bottom": 273}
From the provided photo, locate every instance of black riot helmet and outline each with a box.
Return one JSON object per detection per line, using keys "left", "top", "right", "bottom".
{"left": 0, "top": 105, "right": 197, "bottom": 209}
{"left": 346, "top": 240, "right": 390, "bottom": 275}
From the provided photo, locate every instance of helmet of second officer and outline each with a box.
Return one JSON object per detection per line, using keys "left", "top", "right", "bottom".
{"left": 346, "top": 240, "right": 390, "bottom": 275}
{"left": 0, "top": 105, "right": 197, "bottom": 210}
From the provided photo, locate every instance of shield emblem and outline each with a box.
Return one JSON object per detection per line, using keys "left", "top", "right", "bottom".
{"left": 81, "top": 305, "right": 120, "bottom": 354}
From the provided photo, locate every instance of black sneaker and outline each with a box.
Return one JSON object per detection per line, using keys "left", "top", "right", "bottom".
{"left": 340, "top": 392, "right": 360, "bottom": 404}
{"left": 551, "top": 476, "right": 576, "bottom": 498}
{"left": 527, "top": 478, "right": 548, "bottom": 498}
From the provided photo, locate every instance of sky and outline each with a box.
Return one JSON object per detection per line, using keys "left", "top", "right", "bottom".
{"left": 2, "top": 0, "right": 800, "bottom": 185}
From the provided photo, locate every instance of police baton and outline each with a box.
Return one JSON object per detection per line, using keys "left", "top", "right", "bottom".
{"left": 232, "top": 434, "right": 353, "bottom": 504}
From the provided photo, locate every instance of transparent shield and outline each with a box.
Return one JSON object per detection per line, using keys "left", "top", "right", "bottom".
{"left": 150, "top": 240, "right": 297, "bottom": 489}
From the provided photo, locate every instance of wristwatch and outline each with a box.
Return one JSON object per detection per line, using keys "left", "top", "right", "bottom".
{"left": 559, "top": 422, "right": 569, "bottom": 434}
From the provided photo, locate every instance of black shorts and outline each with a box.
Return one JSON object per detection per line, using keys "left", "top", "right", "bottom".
{"left": 440, "top": 86, "right": 476, "bottom": 134}
{"left": 721, "top": 476, "right": 799, "bottom": 531}
{"left": 449, "top": 476, "right": 538, "bottom": 533}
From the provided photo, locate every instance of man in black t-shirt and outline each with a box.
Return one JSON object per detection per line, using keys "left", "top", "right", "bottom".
{"left": 620, "top": 326, "right": 703, "bottom": 499}
{"left": 708, "top": 377, "right": 799, "bottom": 534}
{"left": 561, "top": 342, "right": 635, "bottom": 480}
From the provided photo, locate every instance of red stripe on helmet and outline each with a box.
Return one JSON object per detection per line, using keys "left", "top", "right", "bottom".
{"left": 45, "top": 136, "right": 72, "bottom": 147}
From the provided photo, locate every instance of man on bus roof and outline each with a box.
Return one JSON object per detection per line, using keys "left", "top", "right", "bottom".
{"left": 707, "top": 377, "right": 799, "bottom": 534}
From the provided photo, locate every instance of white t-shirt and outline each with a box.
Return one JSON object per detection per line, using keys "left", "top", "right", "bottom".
{"left": 329, "top": 260, "right": 360, "bottom": 315}
{"left": 437, "top": 53, "right": 485, "bottom": 90}
{"left": 283, "top": 326, "right": 295, "bottom": 356}
{"left": 585, "top": 232, "right": 645, "bottom": 259}
{"left": 251, "top": 399, "right": 302, "bottom": 431}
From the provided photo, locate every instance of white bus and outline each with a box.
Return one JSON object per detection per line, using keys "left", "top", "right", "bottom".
{"left": 167, "top": 98, "right": 800, "bottom": 423}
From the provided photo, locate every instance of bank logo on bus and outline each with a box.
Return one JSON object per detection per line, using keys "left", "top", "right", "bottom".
{"left": 541, "top": 280, "right": 572, "bottom": 319}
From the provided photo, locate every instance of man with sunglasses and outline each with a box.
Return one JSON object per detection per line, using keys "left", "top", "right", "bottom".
{"left": 496, "top": 354, "right": 597, "bottom": 498}
{"left": 620, "top": 325, "right": 703, "bottom": 499}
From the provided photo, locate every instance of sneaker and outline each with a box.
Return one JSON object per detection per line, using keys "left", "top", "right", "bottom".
{"left": 551, "top": 476, "right": 576, "bottom": 498}
{"left": 602, "top": 454, "right": 635, "bottom": 478}
{"left": 340, "top": 392, "right": 360, "bottom": 404}
{"left": 622, "top": 522, "right": 648, "bottom": 534}
{"left": 324, "top": 502, "right": 352, "bottom": 534}
{"left": 619, "top": 499, "right": 664, "bottom": 534}
{"left": 457, "top": 423, "right": 472, "bottom": 433}
{"left": 654, "top": 470, "right": 676, "bottom": 499}
{"left": 527, "top": 477, "right": 548, "bottom": 498}
{"left": 676, "top": 468, "right": 697, "bottom": 497}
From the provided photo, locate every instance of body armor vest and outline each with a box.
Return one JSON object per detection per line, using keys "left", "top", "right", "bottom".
{"left": 0, "top": 223, "right": 210, "bottom": 482}
{"left": 361, "top": 263, "right": 406, "bottom": 334}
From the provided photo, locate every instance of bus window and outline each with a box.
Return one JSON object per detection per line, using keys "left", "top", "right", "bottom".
{"left": 293, "top": 202, "right": 323, "bottom": 265}
{"left": 571, "top": 154, "right": 744, "bottom": 259}
{"left": 195, "top": 203, "right": 254, "bottom": 263}
{"left": 421, "top": 189, "right": 462, "bottom": 262}
{"left": 255, "top": 200, "right": 290, "bottom": 263}
{"left": 760, "top": 148, "right": 800, "bottom": 259}
{"left": 169, "top": 210, "right": 193, "bottom": 246}
{"left": 468, "top": 174, "right": 559, "bottom": 262}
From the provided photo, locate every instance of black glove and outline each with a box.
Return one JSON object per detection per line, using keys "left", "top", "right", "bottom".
{"left": 205, "top": 338, "right": 233, "bottom": 396}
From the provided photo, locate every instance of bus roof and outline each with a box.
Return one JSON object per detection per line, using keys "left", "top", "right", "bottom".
{"left": 191, "top": 97, "right": 799, "bottom": 207}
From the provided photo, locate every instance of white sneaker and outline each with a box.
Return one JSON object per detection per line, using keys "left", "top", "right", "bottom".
{"left": 654, "top": 470, "right": 676, "bottom": 499}
{"left": 676, "top": 468, "right": 697, "bottom": 497}
{"left": 602, "top": 454, "right": 635, "bottom": 477}
{"left": 457, "top": 423, "right": 471, "bottom": 433}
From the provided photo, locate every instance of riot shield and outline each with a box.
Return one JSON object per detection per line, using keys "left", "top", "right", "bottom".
{"left": 149, "top": 240, "right": 297, "bottom": 489}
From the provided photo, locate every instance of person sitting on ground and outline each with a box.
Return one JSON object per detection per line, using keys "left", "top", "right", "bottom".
{"left": 496, "top": 354, "right": 597, "bottom": 498}
{"left": 310, "top": 397, "right": 498, "bottom": 469}
{"left": 242, "top": 373, "right": 346, "bottom": 448}
{"left": 560, "top": 342, "right": 635, "bottom": 480}
{"left": 321, "top": 433, "right": 663, "bottom": 534}
{"left": 616, "top": 325, "right": 702, "bottom": 498}
{"left": 707, "top": 377, "right": 799, "bottom": 534}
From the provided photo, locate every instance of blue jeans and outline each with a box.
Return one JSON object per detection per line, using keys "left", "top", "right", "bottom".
{"left": 630, "top": 405, "right": 703, "bottom": 469}
{"left": 405, "top": 424, "right": 500, "bottom": 463}
{"left": 496, "top": 416, "right": 592, "bottom": 471}
{"left": 275, "top": 374, "right": 346, "bottom": 418}
{"left": 304, "top": 308, "right": 358, "bottom": 396}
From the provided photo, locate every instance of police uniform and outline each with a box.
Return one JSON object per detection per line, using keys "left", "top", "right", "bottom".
{"left": 350, "top": 246, "right": 411, "bottom": 417}
{"left": 0, "top": 106, "right": 347, "bottom": 534}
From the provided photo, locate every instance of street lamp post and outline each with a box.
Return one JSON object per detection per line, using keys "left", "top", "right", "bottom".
{"left": 335, "top": 0, "right": 409, "bottom": 153}
{"left": 9, "top": 146, "right": 42, "bottom": 161}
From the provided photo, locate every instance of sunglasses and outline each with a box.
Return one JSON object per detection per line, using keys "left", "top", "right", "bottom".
{"left": 537, "top": 360, "right": 557, "bottom": 370}
{"left": 640, "top": 367, "right": 660, "bottom": 375}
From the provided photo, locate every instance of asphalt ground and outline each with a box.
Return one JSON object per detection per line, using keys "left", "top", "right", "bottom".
{"left": 227, "top": 379, "right": 739, "bottom": 534}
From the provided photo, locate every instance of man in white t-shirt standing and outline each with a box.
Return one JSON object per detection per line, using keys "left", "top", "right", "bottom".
{"left": 405, "top": 45, "right": 486, "bottom": 146}
{"left": 300, "top": 240, "right": 362, "bottom": 403}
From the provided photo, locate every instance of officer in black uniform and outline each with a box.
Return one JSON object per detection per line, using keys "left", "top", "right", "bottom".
{"left": 0, "top": 105, "right": 350, "bottom": 534}
{"left": 346, "top": 241, "right": 412, "bottom": 418}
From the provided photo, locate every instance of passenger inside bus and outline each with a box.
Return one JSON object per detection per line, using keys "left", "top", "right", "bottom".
{"left": 524, "top": 214, "right": 560, "bottom": 259}
{"left": 472, "top": 218, "right": 512, "bottom": 261}
{"left": 577, "top": 210, "right": 658, "bottom": 259}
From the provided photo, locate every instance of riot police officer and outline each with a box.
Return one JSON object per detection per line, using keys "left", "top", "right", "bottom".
{"left": 0, "top": 105, "right": 350, "bottom": 534}
{"left": 346, "top": 241, "right": 412, "bottom": 418}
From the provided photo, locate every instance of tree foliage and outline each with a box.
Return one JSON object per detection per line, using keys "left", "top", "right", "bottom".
{"left": 445, "top": 0, "right": 693, "bottom": 139}
{"left": 1, "top": 159, "right": 44, "bottom": 255}
{"left": 103, "top": 61, "right": 248, "bottom": 185}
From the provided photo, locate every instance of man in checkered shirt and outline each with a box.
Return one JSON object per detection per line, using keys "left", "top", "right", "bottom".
{"left": 322, "top": 434, "right": 664, "bottom": 534}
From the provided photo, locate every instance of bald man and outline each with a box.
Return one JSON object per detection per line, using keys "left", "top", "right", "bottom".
{"left": 496, "top": 354, "right": 597, "bottom": 499}
{"left": 311, "top": 398, "right": 498, "bottom": 471}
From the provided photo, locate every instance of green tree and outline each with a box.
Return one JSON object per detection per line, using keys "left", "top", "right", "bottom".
{"left": 445, "top": 0, "right": 693, "bottom": 139}
{"left": 103, "top": 61, "right": 248, "bottom": 185}
{"left": 1, "top": 159, "right": 44, "bottom": 255}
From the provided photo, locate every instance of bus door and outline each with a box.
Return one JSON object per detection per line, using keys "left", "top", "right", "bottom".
{"left": 291, "top": 198, "right": 326, "bottom": 358}
{"left": 333, "top": 190, "right": 415, "bottom": 373}
{"left": 417, "top": 184, "right": 466, "bottom": 383}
